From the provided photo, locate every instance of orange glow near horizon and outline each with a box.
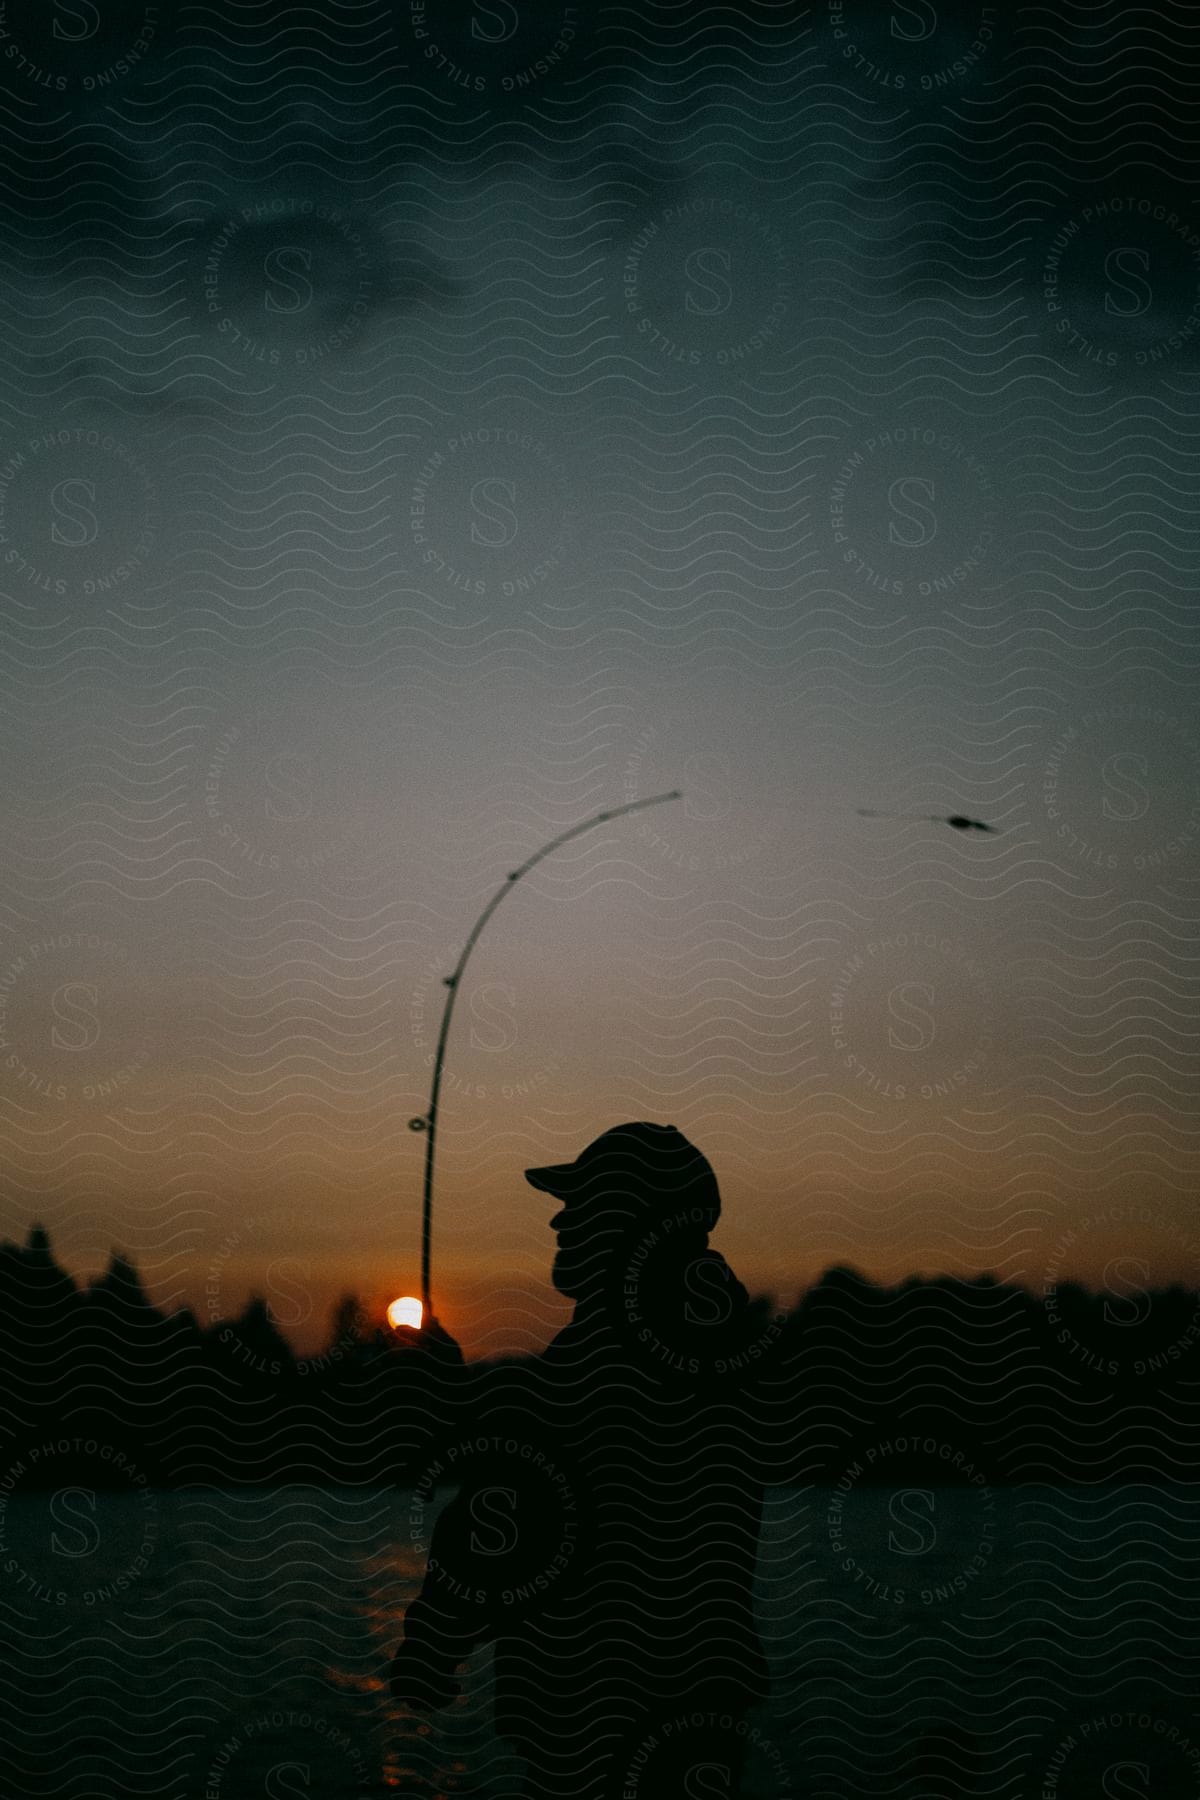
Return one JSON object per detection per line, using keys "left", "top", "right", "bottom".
{"left": 387, "top": 1294, "right": 424, "bottom": 1331}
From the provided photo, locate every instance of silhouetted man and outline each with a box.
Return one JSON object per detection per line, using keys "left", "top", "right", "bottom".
{"left": 390, "top": 1122, "right": 773, "bottom": 1799}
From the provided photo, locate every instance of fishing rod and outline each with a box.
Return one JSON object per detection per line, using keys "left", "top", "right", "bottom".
{"left": 407, "top": 790, "right": 683, "bottom": 1317}
{"left": 401, "top": 793, "right": 995, "bottom": 1321}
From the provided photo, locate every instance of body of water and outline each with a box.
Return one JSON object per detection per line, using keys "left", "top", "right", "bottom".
{"left": 0, "top": 1483, "right": 1194, "bottom": 1797}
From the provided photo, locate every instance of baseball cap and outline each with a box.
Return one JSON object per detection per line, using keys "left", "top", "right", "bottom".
{"left": 524, "top": 1122, "right": 721, "bottom": 1226}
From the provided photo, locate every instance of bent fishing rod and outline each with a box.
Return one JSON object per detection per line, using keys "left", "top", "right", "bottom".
{"left": 407, "top": 790, "right": 682, "bottom": 1316}
{"left": 406, "top": 795, "right": 996, "bottom": 1317}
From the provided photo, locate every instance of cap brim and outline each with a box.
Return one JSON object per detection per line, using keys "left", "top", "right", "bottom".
{"left": 524, "top": 1163, "right": 581, "bottom": 1196}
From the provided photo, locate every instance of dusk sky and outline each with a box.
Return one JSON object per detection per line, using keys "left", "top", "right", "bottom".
{"left": 1, "top": 1, "right": 1198, "bottom": 1354}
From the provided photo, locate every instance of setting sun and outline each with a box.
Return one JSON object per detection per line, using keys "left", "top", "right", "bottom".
{"left": 387, "top": 1295, "right": 423, "bottom": 1331}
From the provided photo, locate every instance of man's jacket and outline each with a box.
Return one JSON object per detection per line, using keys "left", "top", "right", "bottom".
{"left": 399, "top": 1251, "right": 772, "bottom": 1749}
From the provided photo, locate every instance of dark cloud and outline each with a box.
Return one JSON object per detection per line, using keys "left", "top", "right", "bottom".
{"left": 5, "top": 1, "right": 1200, "bottom": 366}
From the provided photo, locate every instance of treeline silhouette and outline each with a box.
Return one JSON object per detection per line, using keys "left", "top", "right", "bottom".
{"left": 2, "top": 1224, "right": 1196, "bottom": 1488}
